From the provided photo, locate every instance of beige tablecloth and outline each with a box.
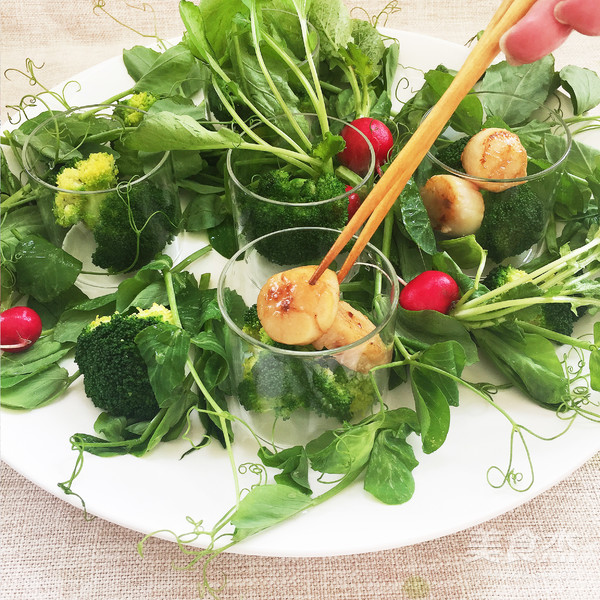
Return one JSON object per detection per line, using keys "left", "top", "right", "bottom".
{"left": 1, "top": 2, "right": 599, "bottom": 599}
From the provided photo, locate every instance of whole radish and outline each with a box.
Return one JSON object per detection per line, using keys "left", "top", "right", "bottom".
{"left": 0, "top": 306, "right": 43, "bottom": 353}
{"left": 345, "top": 185, "right": 361, "bottom": 220}
{"left": 399, "top": 271, "right": 460, "bottom": 314}
{"left": 338, "top": 118, "right": 393, "bottom": 177}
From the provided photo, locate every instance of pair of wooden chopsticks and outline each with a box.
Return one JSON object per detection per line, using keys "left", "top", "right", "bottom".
{"left": 310, "top": 0, "right": 539, "bottom": 285}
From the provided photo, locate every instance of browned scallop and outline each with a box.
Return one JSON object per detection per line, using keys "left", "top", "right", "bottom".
{"left": 312, "top": 301, "right": 391, "bottom": 373}
{"left": 461, "top": 127, "right": 527, "bottom": 192}
{"left": 257, "top": 266, "right": 339, "bottom": 345}
{"left": 420, "top": 174, "right": 485, "bottom": 237}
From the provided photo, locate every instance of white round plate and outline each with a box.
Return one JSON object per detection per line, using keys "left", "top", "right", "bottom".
{"left": 1, "top": 30, "right": 598, "bottom": 558}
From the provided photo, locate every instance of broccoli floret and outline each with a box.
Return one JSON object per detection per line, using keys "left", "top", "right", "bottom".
{"left": 53, "top": 151, "right": 179, "bottom": 273}
{"left": 90, "top": 179, "right": 179, "bottom": 273}
{"left": 237, "top": 351, "right": 308, "bottom": 419}
{"left": 476, "top": 184, "right": 546, "bottom": 263}
{"left": 241, "top": 304, "right": 282, "bottom": 347}
{"left": 311, "top": 364, "right": 378, "bottom": 421}
{"left": 245, "top": 169, "right": 348, "bottom": 264}
{"left": 237, "top": 348, "right": 377, "bottom": 422}
{"left": 435, "top": 136, "right": 470, "bottom": 171}
{"left": 526, "top": 303, "right": 577, "bottom": 337}
{"left": 482, "top": 265, "right": 576, "bottom": 337}
{"left": 483, "top": 265, "right": 528, "bottom": 290}
{"left": 116, "top": 92, "right": 158, "bottom": 127}
{"left": 54, "top": 153, "right": 119, "bottom": 228}
{"left": 74, "top": 304, "right": 174, "bottom": 421}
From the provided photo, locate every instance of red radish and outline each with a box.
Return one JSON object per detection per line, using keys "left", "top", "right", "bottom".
{"left": 338, "top": 118, "right": 394, "bottom": 177}
{"left": 399, "top": 271, "right": 460, "bottom": 314}
{"left": 345, "top": 185, "right": 361, "bottom": 220}
{"left": 0, "top": 306, "right": 43, "bottom": 353}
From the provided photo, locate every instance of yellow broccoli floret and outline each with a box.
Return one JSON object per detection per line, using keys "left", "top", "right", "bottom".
{"left": 123, "top": 92, "right": 158, "bottom": 126}
{"left": 54, "top": 152, "right": 119, "bottom": 228}
{"left": 135, "top": 303, "right": 175, "bottom": 325}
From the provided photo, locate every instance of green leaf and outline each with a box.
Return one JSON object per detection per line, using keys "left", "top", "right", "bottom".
{"left": 207, "top": 215, "right": 239, "bottom": 259}
{"left": 395, "top": 178, "right": 437, "bottom": 254}
{"left": 364, "top": 428, "right": 418, "bottom": 504}
{"left": 349, "top": 18, "right": 385, "bottom": 82}
{"left": 182, "top": 194, "right": 228, "bottom": 231}
{"left": 480, "top": 56, "right": 556, "bottom": 124}
{"left": 124, "top": 112, "right": 243, "bottom": 152}
{"left": 258, "top": 445, "right": 312, "bottom": 494}
{"left": 306, "top": 420, "right": 379, "bottom": 474}
{"left": 53, "top": 293, "right": 117, "bottom": 343}
{"left": 424, "top": 70, "right": 483, "bottom": 135}
{"left": 122, "top": 46, "right": 160, "bottom": 81}
{"left": 14, "top": 235, "right": 82, "bottom": 302}
{"left": 472, "top": 325, "right": 570, "bottom": 407}
{"left": 134, "top": 43, "right": 197, "bottom": 96}
{"left": 307, "top": 0, "right": 353, "bottom": 58}
{"left": 590, "top": 349, "right": 600, "bottom": 392}
{"left": 395, "top": 307, "right": 479, "bottom": 365}
{"left": 1, "top": 337, "right": 72, "bottom": 378}
{"left": 437, "top": 235, "right": 485, "bottom": 269}
{"left": 231, "top": 484, "right": 312, "bottom": 534}
{"left": 94, "top": 412, "right": 128, "bottom": 442}
{"left": 0, "top": 364, "right": 71, "bottom": 410}
{"left": 410, "top": 365, "right": 451, "bottom": 454}
{"left": 135, "top": 322, "right": 191, "bottom": 407}
{"left": 559, "top": 65, "right": 600, "bottom": 115}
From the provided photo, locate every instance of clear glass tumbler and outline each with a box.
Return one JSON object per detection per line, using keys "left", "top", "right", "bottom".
{"left": 217, "top": 227, "right": 399, "bottom": 445}
{"left": 21, "top": 103, "right": 180, "bottom": 291}
{"left": 416, "top": 91, "right": 572, "bottom": 263}
{"left": 226, "top": 113, "right": 376, "bottom": 266}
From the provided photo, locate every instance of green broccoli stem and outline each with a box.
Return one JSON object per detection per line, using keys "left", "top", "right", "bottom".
{"left": 514, "top": 319, "right": 597, "bottom": 351}
{"left": 249, "top": 2, "right": 313, "bottom": 151}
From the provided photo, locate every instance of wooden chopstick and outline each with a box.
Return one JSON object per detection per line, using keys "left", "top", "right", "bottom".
{"left": 309, "top": 0, "right": 539, "bottom": 286}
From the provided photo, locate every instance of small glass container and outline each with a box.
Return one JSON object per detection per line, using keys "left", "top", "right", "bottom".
{"left": 21, "top": 103, "right": 180, "bottom": 293}
{"left": 417, "top": 90, "right": 572, "bottom": 263}
{"left": 226, "top": 113, "right": 375, "bottom": 265}
{"left": 217, "top": 227, "right": 399, "bottom": 445}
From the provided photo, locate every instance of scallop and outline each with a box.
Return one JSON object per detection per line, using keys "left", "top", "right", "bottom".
{"left": 420, "top": 174, "right": 485, "bottom": 237}
{"left": 461, "top": 127, "right": 527, "bottom": 192}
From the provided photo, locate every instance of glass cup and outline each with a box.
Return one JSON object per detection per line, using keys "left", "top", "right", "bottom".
{"left": 217, "top": 227, "right": 399, "bottom": 445}
{"left": 416, "top": 90, "right": 572, "bottom": 262}
{"left": 21, "top": 104, "right": 180, "bottom": 293}
{"left": 226, "top": 113, "right": 376, "bottom": 265}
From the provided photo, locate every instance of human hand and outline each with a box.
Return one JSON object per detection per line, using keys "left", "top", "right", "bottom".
{"left": 500, "top": 0, "right": 600, "bottom": 66}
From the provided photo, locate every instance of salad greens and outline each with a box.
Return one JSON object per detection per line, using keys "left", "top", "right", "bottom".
{"left": 2, "top": 0, "right": 600, "bottom": 596}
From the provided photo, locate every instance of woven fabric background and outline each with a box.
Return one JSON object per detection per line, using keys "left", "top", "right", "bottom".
{"left": 1, "top": 2, "right": 599, "bottom": 599}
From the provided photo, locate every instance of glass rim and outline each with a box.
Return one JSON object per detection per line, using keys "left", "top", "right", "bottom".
{"left": 216, "top": 226, "right": 400, "bottom": 358}
{"left": 425, "top": 90, "right": 573, "bottom": 185}
{"left": 21, "top": 103, "right": 171, "bottom": 195}
{"left": 225, "top": 113, "right": 376, "bottom": 207}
